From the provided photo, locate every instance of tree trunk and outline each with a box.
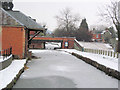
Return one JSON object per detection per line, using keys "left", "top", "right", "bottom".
{"left": 117, "top": 23, "right": 120, "bottom": 53}
{"left": 118, "top": 29, "right": 120, "bottom": 53}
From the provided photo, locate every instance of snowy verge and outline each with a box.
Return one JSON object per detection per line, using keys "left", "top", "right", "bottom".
{"left": 59, "top": 49, "right": 118, "bottom": 71}
{"left": 0, "top": 59, "right": 26, "bottom": 89}
{"left": 0, "top": 55, "right": 12, "bottom": 63}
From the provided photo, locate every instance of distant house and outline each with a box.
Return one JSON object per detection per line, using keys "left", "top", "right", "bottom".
{"left": 92, "top": 30, "right": 103, "bottom": 42}
{"left": 101, "top": 29, "right": 112, "bottom": 43}
{"left": 91, "top": 27, "right": 118, "bottom": 52}
{"left": 0, "top": 2, "right": 45, "bottom": 59}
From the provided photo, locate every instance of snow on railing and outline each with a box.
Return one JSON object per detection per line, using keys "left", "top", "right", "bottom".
{"left": 74, "top": 39, "right": 119, "bottom": 58}
{"left": 83, "top": 48, "right": 119, "bottom": 58}
{"left": 0, "top": 47, "right": 12, "bottom": 60}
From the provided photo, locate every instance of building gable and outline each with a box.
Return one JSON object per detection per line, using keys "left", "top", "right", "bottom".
{"left": 0, "top": 8, "right": 22, "bottom": 26}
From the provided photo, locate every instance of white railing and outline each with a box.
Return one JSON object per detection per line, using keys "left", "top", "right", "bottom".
{"left": 84, "top": 48, "right": 119, "bottom": 58}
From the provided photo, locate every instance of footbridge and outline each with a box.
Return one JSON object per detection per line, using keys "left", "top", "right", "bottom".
{"left": 30, "top": 37, "right": 75, "bottom": 49}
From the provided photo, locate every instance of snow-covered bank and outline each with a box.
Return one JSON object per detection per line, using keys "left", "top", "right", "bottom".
{"left": 59, "top": 49, "right": 118, "bottom": 71}
{"left": 0, "top": 55, "right": 12, "bottom": 63}
{"left": 0, "top": 56, "right": 3, "bottom": 61}
{"left": 0, "top": 60, "right": 26, "bottom": 89}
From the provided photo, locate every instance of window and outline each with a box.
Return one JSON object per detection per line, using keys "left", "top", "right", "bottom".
{"left": 96, "top": 34, "right": 99, "bottom": 38}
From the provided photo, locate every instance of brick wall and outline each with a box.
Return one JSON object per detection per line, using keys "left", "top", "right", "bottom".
{"left": 30, "top": 37, "right": 75, "bottom": 49}
{"left": 2, "top": 26, "right": 25, "bottom": 59}
{"left": 62, "top": 38, "right": 74, "bottom": 49}
{"left": 30, "top": 42, "right": 45, "bottom": 49}
{"left": 92, "top": 34, "right": 101, "bottom": 40}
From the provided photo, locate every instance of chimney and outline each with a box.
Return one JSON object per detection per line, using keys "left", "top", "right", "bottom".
{"left": 0, "top": 0, "right": 14, "bottom": 11}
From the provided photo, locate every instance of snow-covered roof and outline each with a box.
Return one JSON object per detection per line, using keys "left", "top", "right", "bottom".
{"left": 101, "top": 31, "right": 106, "bottom": 34}
{"left": 101, "top": 30, "right": 112, "bottom": 35}
{"left": 78, "top": 41, "right": 113, "bottom": 51}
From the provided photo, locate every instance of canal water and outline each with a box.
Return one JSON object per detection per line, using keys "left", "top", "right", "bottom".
{"left": 13, "top": 50, "right": 119, "bottom": 88}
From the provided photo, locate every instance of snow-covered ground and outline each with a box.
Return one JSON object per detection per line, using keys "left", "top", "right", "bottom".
{"left": 0, "top": 59, "right": 26, "bottom": 89}
{"left": 0, "top": 56, "right": 3, "bottom": 61}
{"left": 45, "top": 42, "right": 61, "bottom": 50}
{"left": 77, "top": 40, "right": 113, "bottom": 51}
{"left": 60, "top": 49, "right": 118, "bottom": 71}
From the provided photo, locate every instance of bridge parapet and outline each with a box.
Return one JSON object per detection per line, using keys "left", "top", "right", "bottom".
{"left": 30, "top": 37, "right": 75, "bottom": 49}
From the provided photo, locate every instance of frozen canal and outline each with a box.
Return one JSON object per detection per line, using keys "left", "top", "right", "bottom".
{"left": 13, "top": 50, "right": 118, "bottom": 88}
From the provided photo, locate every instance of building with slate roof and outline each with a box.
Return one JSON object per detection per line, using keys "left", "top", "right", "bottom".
{"left": 0, "top": 1, "right": 45, "bottom": 59}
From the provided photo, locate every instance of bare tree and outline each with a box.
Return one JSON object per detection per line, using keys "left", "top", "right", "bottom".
{"left": 99, "top": 0, "right": 120, "bottom": 53}
{"left": 55, "top": 8, "right": 80, "bottom": 37}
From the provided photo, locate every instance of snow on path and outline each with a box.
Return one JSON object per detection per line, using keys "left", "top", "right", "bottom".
{"left": 0, "top": 60, "right": 26, "bottom": 89}
{"left": 60, "top": 49, "right": 118, "bottom": 71}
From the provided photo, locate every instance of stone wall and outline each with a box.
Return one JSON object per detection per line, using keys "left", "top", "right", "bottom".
{"left": 0, "top": 55, "right": 12, "bottom": 70}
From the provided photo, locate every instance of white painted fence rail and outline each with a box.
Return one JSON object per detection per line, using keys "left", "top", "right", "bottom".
{"left": 84, "top": 48, "right": 119, "bottom": 58}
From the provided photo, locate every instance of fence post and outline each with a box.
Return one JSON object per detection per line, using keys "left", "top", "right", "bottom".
{"left": 103, "top": 50, "right": 104, "bottom": 55}
{"left": 6, "top": 49, "right": 7, "bottom": 57}
{"left": 86, "top": 49, "right": 88, "bottom": 52}
{"left": 97, "top": 50, "right": 98, "bottom": 54}
{"left": 117, "top": 53, "right": 119, "bottom": 58}
{"left": 108, "top": 51, "right": 110, "bottom": 56}
{"left": 100, "top": 50, "right": 102, "bottom": 54}
{"left": 111, "top": 51, "right": 113, "bottom": 57}
{"left": 113, "top": 52, "right": 116, "bottom": 58}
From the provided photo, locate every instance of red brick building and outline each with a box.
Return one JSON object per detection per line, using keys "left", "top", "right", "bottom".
{"left": 91, "top": 29, "right": 103, "bottom": 42}
{"left": 0, "top": 8, "right": 44, "bottom": 59}
{"left": 92, "top": 33, "right": 102, "bottom": 42}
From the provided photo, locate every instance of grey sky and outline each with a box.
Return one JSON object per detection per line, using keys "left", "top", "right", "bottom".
{"left": 13, "top": 0, "right": 112, "bottom": 31}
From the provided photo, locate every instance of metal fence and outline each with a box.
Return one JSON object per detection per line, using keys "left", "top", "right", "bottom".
{"left": 0, "top": 47, "right": 12, "bottom": 60}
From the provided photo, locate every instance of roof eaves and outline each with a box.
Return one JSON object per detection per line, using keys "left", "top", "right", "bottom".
{"left": 1, "top": 24, "right": 23, "bottom": 27}
{"left": 19, "top": 11, "right": 44, "bottom": 30}
{"left": 27, "top": 28, "right": 45, "bottom": 31}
